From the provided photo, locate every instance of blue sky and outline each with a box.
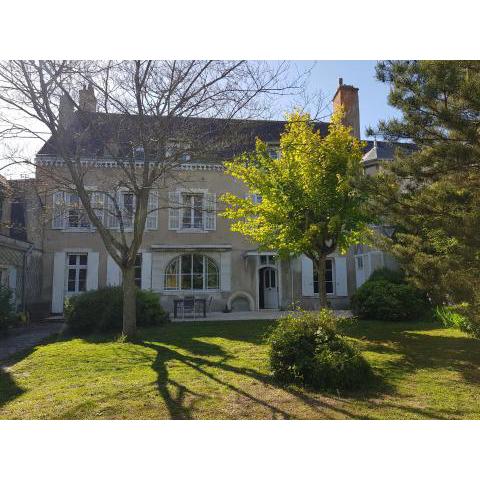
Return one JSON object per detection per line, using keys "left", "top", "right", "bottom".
{"left": 285, "top": 60, "right": 400, "bottom": 139}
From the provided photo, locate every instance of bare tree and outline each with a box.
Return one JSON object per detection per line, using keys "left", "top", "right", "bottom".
{"left": 0, "top": 60, "right": 303, "bottom": 337}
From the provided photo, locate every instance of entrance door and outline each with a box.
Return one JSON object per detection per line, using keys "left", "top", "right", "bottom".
{"left": 259, "top": 267, "right": 278, "bottom": 309}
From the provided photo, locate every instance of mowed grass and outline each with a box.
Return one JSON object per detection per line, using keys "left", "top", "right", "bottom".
{"left": 1, "top": 319, "right": 480, "bottom": 419}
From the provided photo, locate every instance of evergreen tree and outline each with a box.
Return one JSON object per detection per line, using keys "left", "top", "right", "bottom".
{"left": 366, "top": 61, "right": 480, "bottom": 318}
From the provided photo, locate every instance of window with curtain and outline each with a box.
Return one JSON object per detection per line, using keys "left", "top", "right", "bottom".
{"left": 164, "top": 254, "right": 219, "bottom": 291}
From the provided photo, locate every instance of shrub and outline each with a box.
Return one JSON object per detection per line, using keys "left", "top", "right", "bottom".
{"left": 65, "top": 287, "right": 169, "bottom": 334}
{"left": 0, "top": 285, "right": 14, "bottom": 336}
{"left": 351, "top": 279, "right": 431, "bottom": 322}
{"left": 368, "top": 267, "right": 405, "bottom": 285}
{"left": 267, "top": 310, "right": 373, "bottom": 391}
{"left": 435, "top": 304, "right": 480, "bottom": 338}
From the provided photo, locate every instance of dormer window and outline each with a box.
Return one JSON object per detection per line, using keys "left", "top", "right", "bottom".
{"left": 166, "top": 141, "right": 191, "bottom": 162}
{"left": 267, "top": 146, "right": 280, "bottom": 159}
{"left": 133, "top": 146, "right": 145, "bottom": 161}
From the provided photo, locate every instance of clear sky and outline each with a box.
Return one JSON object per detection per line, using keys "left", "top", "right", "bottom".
{"left": 287, "top": 60, "right": 400, "bottom": 138}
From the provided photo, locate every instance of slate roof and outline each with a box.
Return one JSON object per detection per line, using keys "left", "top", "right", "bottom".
{"left": 37, "top": 111, "right": 330, "bottom": 161}
{"left": 37, "top": 110, "right": 413, "bottom": 163}
{"left": 362, "top": 140, "right": 416, "bottom": 163}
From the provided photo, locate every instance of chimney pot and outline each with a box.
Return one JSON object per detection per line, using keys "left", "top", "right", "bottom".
{"left": 338, "top": 77, "right": 343, "bottom": 86}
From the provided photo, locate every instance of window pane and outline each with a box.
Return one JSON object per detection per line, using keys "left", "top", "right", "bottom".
{"left": 265, "top": 269, "right": 270, "bottom": 288}
{"left": 78, "top": 279, "right": 86, "bottom": 292}
{"left": 68, "top": 269, "right": 76, "bottom": 281}
{"left": 67, "top": 280, "right": 76, "bottom": 292}
{"left": 207, "top": 272, "right": 218, "bottom": 289}
{"left": 260, "top": 255, "right": 267, "bottom": 265}
{"left": 79, "top": 255, "right": 88, "bottom": 266}
{"left": 165, "top": 257, "right": 179, "bottom": 290}
{"left": 269, "top": 256, "right": 276, "bottom": 265}
{"left": 68, "top": 255, "right": 77, "bottom": 266}
{"left": 68, "top": 210, "right": 79, "bottom": 227}
{"left": 270, "top": 269, "right": 276, "bottom": 288}
{"left": 192, "top": 255, "right": 203, "bottom": 274}
{"left": 181, "top": 255, "right": 192, "bottom": 274}
{"left": 193, "top": 273, "right": 203, "bottom": 289}
{"left": 79, "top": 269, "right": 86, "bottom": 282}
{"left": 193, "top": 195, "right": 203, "bottom": 228}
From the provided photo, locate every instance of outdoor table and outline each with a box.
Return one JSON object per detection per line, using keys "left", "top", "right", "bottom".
{"left": 173, "top": 298, "right": 207, "bottom": 319}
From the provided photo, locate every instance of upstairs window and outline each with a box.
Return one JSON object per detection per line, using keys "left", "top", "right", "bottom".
{"left": 182, "top": 193, "right": 203, "bottom": 229}
{"left": 168, "top": 190, "right": 216, "bottom": 231}
{"left": 52, "top": 191, "right": 92, "bottom": 230}
{"left": 67, "top": 193, "right": 90, "bottom": 229}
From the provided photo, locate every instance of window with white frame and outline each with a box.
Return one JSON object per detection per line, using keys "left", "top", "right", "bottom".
{"left": 66, "top": 253, "right": 88, "bottom": 293}
{"left": 168, "top": 191, "right": 216, "bottom": 231}
{"left": 182, "top": 193, "right": 203, "bottom": 229}
{"left": 164, "top": 254, "right": 219, "bottom": 291}
{"left": 313, "top": 258, "right": 334, "bottom": 295}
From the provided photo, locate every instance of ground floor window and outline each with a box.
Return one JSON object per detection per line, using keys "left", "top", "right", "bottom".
{"left": 164, "top": 254, "right": 219, "bottom": 291}
{"left": 66, "top": 253, "right": 88, "bottom": 293}
{"left": 134, "top": 253, "right": 142, "bottom": 288}
{"left": 313, "top": 258, "right": 334, "bottom": 295}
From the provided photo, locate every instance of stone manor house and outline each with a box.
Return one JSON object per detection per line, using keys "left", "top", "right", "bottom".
{"left": 0, "top": 79, "right": 402, "bottom": 318}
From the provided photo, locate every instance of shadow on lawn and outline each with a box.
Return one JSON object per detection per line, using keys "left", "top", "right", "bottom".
{"left": 133, "top": 323, "right": 390, "bottom": 420}
{"left": 0, "top": 367, "right": 24, "bottom": 409}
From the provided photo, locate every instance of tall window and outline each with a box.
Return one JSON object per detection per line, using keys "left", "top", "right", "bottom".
{"left": 67, "top": 193, "right": 90, "bottom": 229}
{"left": 66, "top": 253, "right": 88, "bottom": 293}
{"left": 313, "top": 258, "right": 334, "bottom": 295}
{"left": 182, "top": 193, "right": 203, "bottom": 229}
{"left": 164, "top": 254, "right": 219, "bottom": 291}
{"left": 134, "top": 253, "right": 142, "bottom": 288}
{"left": 121, "top": 192, "right": 135, "bottom": 229}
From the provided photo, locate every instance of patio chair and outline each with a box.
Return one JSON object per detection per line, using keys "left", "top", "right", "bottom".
{"left": 182, "top": 295, "right": 196, "bottom": 320}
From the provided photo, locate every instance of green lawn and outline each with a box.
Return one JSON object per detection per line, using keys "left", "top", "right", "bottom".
{"left": 1, "top": 319, "right": 480, "bottom": 419}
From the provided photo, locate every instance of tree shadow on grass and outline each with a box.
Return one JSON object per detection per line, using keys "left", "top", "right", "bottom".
{"left": 0, "top": 367, "right": 24, "bottom": 409}
{"left": 136, "top": 333, "right": 391, "bottom": 420}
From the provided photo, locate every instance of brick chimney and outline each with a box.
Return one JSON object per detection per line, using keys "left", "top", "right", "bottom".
{"left": 332, "top": 78, "right": 360, "bottom": 139}
{"left": 78, "top": 83, "right": 97, "bottom": 112}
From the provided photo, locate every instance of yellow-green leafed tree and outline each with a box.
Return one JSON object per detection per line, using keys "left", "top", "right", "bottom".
{"left": 222, "top": 110, "right": 370, "bottom": 307}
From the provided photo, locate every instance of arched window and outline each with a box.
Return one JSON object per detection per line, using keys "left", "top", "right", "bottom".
{"left": 164, "top": 254, "right": 219, "bottom": 291}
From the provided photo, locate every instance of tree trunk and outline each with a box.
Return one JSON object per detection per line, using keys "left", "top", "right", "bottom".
{"left": 122, "top": 266, "right": 137, "bottom": 338}
{"left": 317, "top": 256, "right": 328, "bottom": 309}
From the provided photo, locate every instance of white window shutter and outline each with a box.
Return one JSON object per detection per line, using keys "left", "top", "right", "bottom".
{"left": 334, "top": 256, "right": 348, "bottom": 296}
{"left": 141, "top": 252, "right": 152, "bottom": 290}
{"left": 146, "top": 191, "right": 158, "bottom": 230}
{"left": 204, "top": 192, "right": 216, "bottom": 230}
{"left": 220, "top": 251, "right": 231, "bottom": 292}
{"left": 52, "top": 252, "right": 66, "bottom": 313}
{"left": 106, "top": 255, "right": 121, "bottom": 286}
{"left": 8, "top": 266, "right": 17, "bottom": 307}
{"left": 168, "top": 191, "right": 180, "bottom": 230}
{"left": 86, "top": 252, "right": 99, "bottom": 291}
{"left": 52, "top": 191, "right": 65, "bottom": 229}
{"left": 301, "top": 255, "right": 314, "bottom": 297}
